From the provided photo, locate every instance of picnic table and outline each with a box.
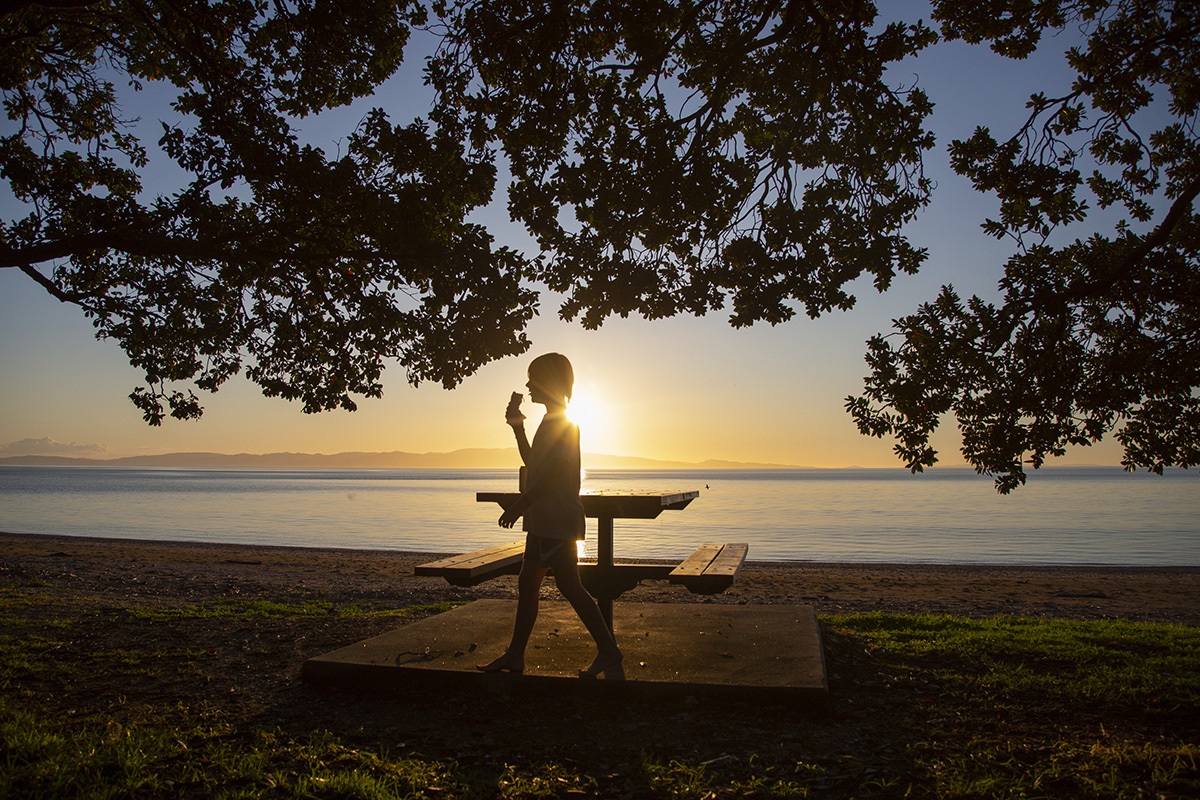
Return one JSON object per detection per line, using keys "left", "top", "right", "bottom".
{"left": 415, "top": 489, "right": 748, "bottom": 632}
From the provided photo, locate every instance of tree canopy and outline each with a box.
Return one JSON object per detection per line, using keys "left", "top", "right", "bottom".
{"left": 847, "top": 0, "right": 1199, "bottom": 490}
{"left": 3, "top": 0, "right": 935, "bottom": 423}
{"left": 2, "top": 0, "right": 1196, "bottom": 490}
{"left": 427, "top": 0, "right": 935, "bottom": 327}
{"left": 1, "top": 0, "right": 536, "bottom": 424}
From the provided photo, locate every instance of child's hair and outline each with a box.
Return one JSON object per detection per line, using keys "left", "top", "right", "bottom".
{"left": 528, "top": 353, "right": 574, "bottom": 401}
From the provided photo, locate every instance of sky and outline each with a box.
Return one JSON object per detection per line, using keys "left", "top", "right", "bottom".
{"left": 0, "top": 3, "right": 1140, "bottom": 468}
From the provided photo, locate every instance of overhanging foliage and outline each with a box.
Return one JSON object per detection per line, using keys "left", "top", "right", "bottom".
{"left": 3, "top": 0, "right": 1196, "bottom": 491}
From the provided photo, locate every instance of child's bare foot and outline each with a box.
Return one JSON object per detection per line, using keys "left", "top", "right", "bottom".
{"left": 578, "top": 649, "right": 624, "bottom": 679}
{"left": 477, "top": 653, "right": 524, "bottom": 674}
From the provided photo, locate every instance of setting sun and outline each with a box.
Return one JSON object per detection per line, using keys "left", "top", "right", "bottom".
{"left": 566, "top": 385, "right": 612, "bottom": 452}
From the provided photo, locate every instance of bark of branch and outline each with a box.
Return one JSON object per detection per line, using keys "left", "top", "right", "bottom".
{"left": 0, "top": 0, "right": 101, "bottom": 17}
{"left": 12, "top": 262, "right": 91, "bottom": 303}
{"left": 1, "top": 231, "right": 237, "bottom": 281}
{"left": 6, "top": 232, "right": 175, "bottom": 264}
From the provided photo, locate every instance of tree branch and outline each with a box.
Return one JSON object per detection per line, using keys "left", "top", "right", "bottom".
{"left": 2, "top": 230, "right": 235, "bottom": 303}
{"left": 0, "top": 0, "right": 101, "bottom": 17}
{"left": 994, "top": 169, "right": 1200, "bottom": 341}
{"left": 1058, "top": 170, "right": 1200, "bottom": 304}
{"left": 0, "top": 234, "right": 114, "bottom": 269}
{"left": 10, "top": 262, "right": 92, "bottom": 303}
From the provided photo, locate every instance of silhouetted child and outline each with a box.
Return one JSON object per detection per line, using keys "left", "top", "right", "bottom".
{"left": 477, "top": 353, "right": 623, "bottom": 678}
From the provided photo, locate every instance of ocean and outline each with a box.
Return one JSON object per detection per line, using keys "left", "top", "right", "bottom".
{"left": 0, "top": 466, "right": 1196, "bottom": 566}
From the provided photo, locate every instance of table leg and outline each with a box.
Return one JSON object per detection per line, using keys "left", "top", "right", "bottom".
{"left": 597, "top": 516, "right": 614, "bottom": 633}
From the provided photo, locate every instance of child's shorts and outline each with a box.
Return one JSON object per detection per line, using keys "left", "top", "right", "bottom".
{"left": 524, "top": 533, "right": 579, "bottom": 570}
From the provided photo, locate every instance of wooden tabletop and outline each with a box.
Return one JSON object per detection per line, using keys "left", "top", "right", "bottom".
{"left": 476, "top": 490, "right": 699, "bottom": 519}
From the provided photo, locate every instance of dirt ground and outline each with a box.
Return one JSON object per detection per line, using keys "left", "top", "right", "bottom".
{"left": 4, "top": 531, "right": 1196, "bottom": 624}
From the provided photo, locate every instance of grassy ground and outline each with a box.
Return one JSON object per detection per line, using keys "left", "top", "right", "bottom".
{"left": 1, "top": 581, "right": 1197, "bottom": 799}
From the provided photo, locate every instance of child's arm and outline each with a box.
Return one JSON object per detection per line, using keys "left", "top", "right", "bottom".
{"left": 511, "top": 424, "right": 532, "bottom": 466}
{"left": 506, "top": 392, "right": 533, "bottom": 465}
{"left": 498, "top": 455, "right": 570, "bottom": 528}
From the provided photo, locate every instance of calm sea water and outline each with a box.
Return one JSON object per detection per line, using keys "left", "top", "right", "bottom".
{"left": 0, "top": 466, "right": 1196, "bottom": 565}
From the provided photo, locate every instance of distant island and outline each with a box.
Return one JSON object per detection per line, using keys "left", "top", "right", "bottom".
{"left": 0, "top": 448, "right": 806, "bottom": 470}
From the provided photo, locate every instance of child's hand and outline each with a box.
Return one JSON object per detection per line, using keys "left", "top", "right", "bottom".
{"left": 498, "top": 505, "right": 522, "bottom": 528}
{"left": 505, "top": 391, "right": 525, "bottom": 426}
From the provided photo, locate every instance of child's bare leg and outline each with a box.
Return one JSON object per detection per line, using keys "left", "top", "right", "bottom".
{"left": 552, "top": 561, "right": 623, "bottom": 677}
{"left": 478, "top": 561, "right": 545, "bottom": 673}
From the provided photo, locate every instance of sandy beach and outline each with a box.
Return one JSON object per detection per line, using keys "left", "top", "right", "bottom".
{"left": 4, "top": 530, "right": 1198, "bottom": 625}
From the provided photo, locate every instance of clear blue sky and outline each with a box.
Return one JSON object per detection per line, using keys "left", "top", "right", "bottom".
{"left": 0, "top": 3, "right": 1135, "bottom": 467}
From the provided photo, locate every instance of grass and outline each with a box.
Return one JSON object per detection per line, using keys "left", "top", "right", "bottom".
{"left": 0, "top": 705, "right": 469, "bottom": 799}
{"left": 1, "top": 589, "right": 1197, "bottom": 799}
{"left": 843, "top": 613, "right": 1200, "bottom": 712}
{"left": 825, "top": 614, "right": 1200, "bottom": 799}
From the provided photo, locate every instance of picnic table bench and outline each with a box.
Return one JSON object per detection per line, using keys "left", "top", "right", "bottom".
{"left": 414, "top": 541, "right": 527, "bottom": 587}
{"left": 415, "top": 489, "right": 748, "bottom": 632}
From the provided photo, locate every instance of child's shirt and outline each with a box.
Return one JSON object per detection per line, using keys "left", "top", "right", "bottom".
{"left": 523, "top": 411, "right": 585, "bottom": 541}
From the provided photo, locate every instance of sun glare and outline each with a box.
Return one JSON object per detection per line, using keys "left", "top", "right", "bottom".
{"left": 565, "top": 386, "right": 610, "bottom": 451}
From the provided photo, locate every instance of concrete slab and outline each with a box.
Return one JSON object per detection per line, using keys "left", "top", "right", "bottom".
{"left": 302, "top": 600, "right": 827, "bottom": 706}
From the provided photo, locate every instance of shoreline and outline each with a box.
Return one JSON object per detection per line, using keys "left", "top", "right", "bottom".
{"left": 4, "top": 530, "right": 1198, "bottom": 625}
{"left": 4, "top": 528, "right": 1200, "bottom": 569}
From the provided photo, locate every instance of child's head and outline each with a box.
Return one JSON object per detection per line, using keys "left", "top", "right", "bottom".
{"left": 527, "top": 353, "right": 574, "bottom": 404}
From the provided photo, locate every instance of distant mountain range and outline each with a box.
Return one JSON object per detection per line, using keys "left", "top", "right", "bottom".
{"left": 0, "top": 448, "right": 804, "bottom": 470}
